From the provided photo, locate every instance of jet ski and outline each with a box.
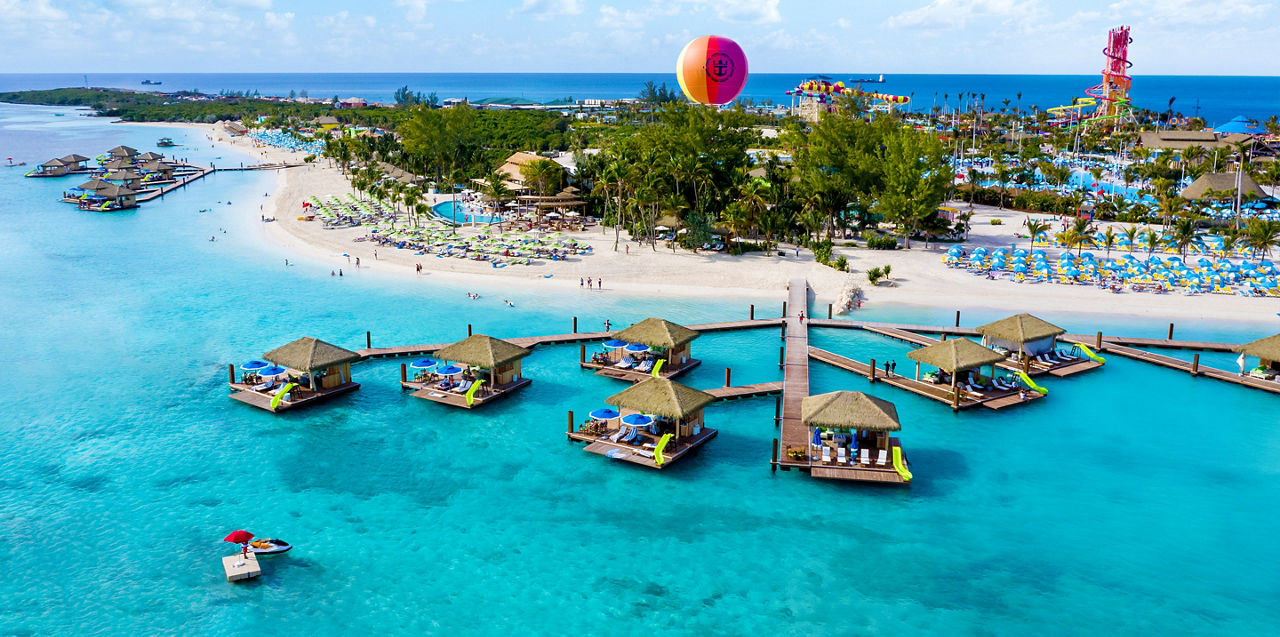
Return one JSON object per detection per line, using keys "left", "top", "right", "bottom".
{"left": 248, "top": 538, "right": 292, "bottom": 555}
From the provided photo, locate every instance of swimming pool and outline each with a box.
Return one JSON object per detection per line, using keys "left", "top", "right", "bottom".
{"left": 432, "top": 200, "right": 502, "bottom": 224}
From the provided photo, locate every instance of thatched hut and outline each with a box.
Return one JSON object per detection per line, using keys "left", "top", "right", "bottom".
{"left": 1233, "top": 334, "right": 1280, "bottom": 376}
{"left": 78, "top": 182, "right": 138, "bottom": 211}
{"left": 975, "top": 313, "right": 1065, "bottom": 358}
{"left": 263, "top": 337, "right": 361, "bottom": 391}
{"left": 907, "top": 338, "right": 1007, "bottom": 406}
{"left": 58, "top": 154, "right": 91, "bottom": 169}
{"left": 107, "top": 145, "right": 139, "bottom": 160}
{"left": 801, "top": 391, "right": 909, "bottom": 480}
{"left": 612, "top": 317, "right": 700, "bottom": 374}
{"left": 433, "top": 334, "right": 531, "bottom": 392}
{"left": 606, "top": 377, "right": 714, "bottom": 441}
{"left": 32, "top": 157, "right": 69, "bottom": 177}
{"left": 1181, "top": 172, "right": 1267, "bottom": 201}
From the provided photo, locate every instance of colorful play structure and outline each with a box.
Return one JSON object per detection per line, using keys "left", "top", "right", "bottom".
{"left": 786, "top": 75, "right": 910, "bottom": 116}
{"left": 1049, "top": 26, "right": 1137, "bottom": 128}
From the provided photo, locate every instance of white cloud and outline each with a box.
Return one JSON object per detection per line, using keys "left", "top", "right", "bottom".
{"left": 511, "top": 0, "right": 584, "bottom": 21}
{"left": 885, "top": 0, "right": 1039, "bottom": 29}
{"left": 396, "top": 0, "right": 432, "bottom": 23}
{"left": 1108, "top": 0, "right": 1269, "bottom": 26}
{"left": 837, "top": 18, "right": 851, "bottom": 28}
{"left": 0, "top": 0, "right": 66, "bottom": 21}
{"left": 676, "top": 0, "right": 781, "bottom": 24}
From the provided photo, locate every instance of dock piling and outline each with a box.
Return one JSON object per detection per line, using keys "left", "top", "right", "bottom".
{"left": 724, "top": 367, "right": 731, "bottom": 387}
{"left": 573, "top": 316, "right": 578, "bottom": 333}
{"left": 467, "top": 323, "right": 473, "bottom": 337}
{"left": 1095, "top": 331, "right": 1103, "bottom": 350}
{"left": 774, "top": 396, "right": 781, "bottom": 426}
{"left": 227, "top": 363, "right": 235, "bottom": 384}
{"left": 870, "top": 358, "right": 877, "bottom": 382}
{"left": 567, "top": 410, "right": 574, "bottom": 435}
{"left": 366, "top": 331, "right": 371, "bottom": 349}
{"left": 579, "top": 344, "right": 586, "bottom": 363}
{"left": 772, "top": 439, "right": 779, "bottom": 472}
{"left": 400, "top": 363, "right": 407, "bottom": 383}
{"left": 955, "top": 310, "right": 961, "bottom": 327}
{"left": 782, "top": 301, "right": 787, "bottom": 317}
{"left": 778, "top": 346, "right": 785, "bottom": 369}
{"left": 780, "top": 322, "right": 786, "bottom": 340}
{"left": 750, "top": 304, "right": 755, "bottom": 320}
{"left": 1168, "top": 323, "right": 1174, "bottom": 340}
{"left": 828, "top": 303, "right": 833, "bottom": 319}
{"left": 1191, "top": 353, "right": 1200, "bottom": 376}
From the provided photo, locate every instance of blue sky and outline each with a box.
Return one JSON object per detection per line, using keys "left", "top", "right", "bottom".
{"left": 1, "top": 0, "right": 1275, "bottom": 74}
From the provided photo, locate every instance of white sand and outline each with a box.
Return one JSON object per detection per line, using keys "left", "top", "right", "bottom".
{"left": 134, "top": 122, "right": 1280, "bottom": 323}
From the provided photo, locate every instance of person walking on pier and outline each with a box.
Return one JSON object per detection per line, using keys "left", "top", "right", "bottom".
{"left": 890, "top": 360, "right": 897, "bottom": 376}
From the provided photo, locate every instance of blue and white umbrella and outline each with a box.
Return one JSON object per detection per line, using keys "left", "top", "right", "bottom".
{"left": 602, "top": 339, "right": 628, "bottom": 349}
{"left": 258, "top": 365, "right": 288, "bottom": 378}
{"left": 409, "top": 358, "right": 437, "bottom": 370}
{"left": 436, "top": 365, "right": 464, "bottom": 376}
{"left": 624, "top": 343, "right": 650, "bottom": 353}
{"left": 620, "top": 413, "right": 653, "bottom": 427}
{"left": 241, "top": 360, "right": 270, "bottom": 371}
{"left": 589, "top": 408, "right": 620, "bottom": 420}
{"left": 811, "top": 427, "right": 823, "bottom": 447}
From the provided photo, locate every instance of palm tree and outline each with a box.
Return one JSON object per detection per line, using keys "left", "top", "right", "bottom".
{"left": 1100, "top": 226, "right": 1118, "bottom": 259}
{"left": 1142, "top": 229, "right": 1162, "bottom": 258}
{"left": 1156, "top": 195, "right": 1187, "bottom": 225}
{"left": 994, "top": 161, "right": 1012, "bottom": 209}
{"left": 1168, "top": 217, "right": 1202, "bottom": 258}
{"left": 1244, "top": 219, "right": 1280, "bottom": 262}
{"left": 1026, "top": 217, "right": 1050, "bottom": 247}
{"left": 1070, "top": 216, "right": 1095, "bottom": 255}
{"left": 1122, "top": 224, "right": 1140, "bottom": 252}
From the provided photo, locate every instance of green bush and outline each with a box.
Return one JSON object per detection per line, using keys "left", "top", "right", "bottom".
{"left": 990, "top": 218, "right": 1003, "bottom": 225}
{"left": 812, "top": 240, "right": 833, "bottom": 264}
{"left": 867, "top": 267, "right": 883, "bottom": 286}
{"left": 865, "top": 236, "right": 898, "bottom": 250}
{"left": 833, "top": 255, "right": 848, "bottom": 271}
{"left": 303, "top": 154, "right": 317, "bottom": 163}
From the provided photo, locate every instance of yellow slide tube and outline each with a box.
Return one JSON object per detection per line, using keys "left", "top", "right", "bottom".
{"left": 1076, "top": 344, "right": 1106, "bottom": 364}
{"left": 465, "top": 379, "right": 486, "bottom": 406}
{"left": 270, "top": 383, "right": 297, "bottom": 410}
{"left": 653, "top": 433, "right": 672, "bottom": 466}
{"left": 892, "top": 446, "right": 912, "bottom": 482}
{"left": 1015, "top": 371, "right": 1048, "bottom": 395}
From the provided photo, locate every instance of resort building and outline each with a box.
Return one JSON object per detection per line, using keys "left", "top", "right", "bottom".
{"left": 800, "top": 390, "right": 911, "bottom": 484}
{"left": 222, "top": 121, "right": 249, "bottom": 136}
{"left": 138, "top": 161, "right": 176, "bottom": 183}
{"left": 975, "top": 313, "right": 1101, "bottom": 377}
{"left": 906, "top": 337, "right": 1040, "bottom": 410}
{"left": 106, "top": 145, "right": 139, "bottom": 161}
{"left": 407, "top": 334, "right": 532, "bottom": 408}
{"left": 496, "top": 152, "right": 565, "bottom": 191}
{"left": 582, "top": 317, "right": 701, "bottom": 382}
{"left": 311, "top": 116, "right": 340, "bottom": 130}
{"left": 58, "top": 154, "right": 92, "bottom": 171}
{"left": 568, "top": 377, "right": 716, "bottom": 469}
{"left": 78, "top": 182, "right": 138, "bottom": 211}
{"left": 102, "top": 169, "right": 144, "bottom": 191}
{"left": 1233, "top": 334, "right": 1280, "bottom": 381}
{"left": 30, "top": 158, "right": 69, "bottom": 177}
{"left": 1136, "top": 130, "right": 1256, "bottom": 151}
{"left": 229, "top": 337, "right": 362, "bottom": 412}
{"left": 99, "top": 157, "right": 135, "bottom": 172}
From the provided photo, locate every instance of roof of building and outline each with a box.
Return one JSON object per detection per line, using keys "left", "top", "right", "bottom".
{"left": 975, "top": 313, "right": 1066, "bottom": 344}
{"left": 1181, "top": 172, "right": 1267, "bottom": 200}
{"left": 434, "top": 334, "right": 531, "bottom": 369}
{"left": 606, "top": 378, "right": 714, "bottom": 420}
{"left": 801, "top": 391, "right": 901, "bottom": 431}
{"left": 613, "top": 318, "right": 700, "bottom": 349}
{"left": 906, "top": 338, "right": 1007, "bottom": 372}
{"left": 1234, "top": 334, "right": 1280, "bottom": 362}
{"left": 263, "top": 337, "right": 361, "bottom": 372}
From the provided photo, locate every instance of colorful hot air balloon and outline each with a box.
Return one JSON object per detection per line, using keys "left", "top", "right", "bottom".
{"left": 675, "top": 35, "right": 748, "bottom": 106}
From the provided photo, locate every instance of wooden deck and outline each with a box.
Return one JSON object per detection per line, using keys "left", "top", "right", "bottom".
{"left": 862, "top": 326, "right": 1100, "bottom": 378}
{"left": 222, "top": 552, "right": 261, "bottom": 582}
{"left": 807, "top": 347, "right": 1043, "bottom": 410}
{"left": 580, "top": 357, "right": 702, "bottom": 382}
{"left": 807, "top": 439, "right": 909, "bottom": 484}
{"left": 228, "top": 381, "right": 359, "bottom": 412}
{"left": 1058, "top": 339, "right": 1280, "bottom": 395}
{"left": 573, "top": 427, "right": 718, "bottom": 469}
{"left": 409, "top": 377, "right": 532, "bottom": 408}
{"left": 705, "top": 382, "right": 784, "bottom": 400}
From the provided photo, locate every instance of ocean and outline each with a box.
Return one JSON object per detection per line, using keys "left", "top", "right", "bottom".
{"left": 1, "top": 73, "right": 1277, "bottom": 124}
{"left": 3, "top": 102, "right": 1280, "bottom": 635}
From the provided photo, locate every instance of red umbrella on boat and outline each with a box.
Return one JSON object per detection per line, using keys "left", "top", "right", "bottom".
{"left": 224, "top": 530, "right": 254, "bottom": 544}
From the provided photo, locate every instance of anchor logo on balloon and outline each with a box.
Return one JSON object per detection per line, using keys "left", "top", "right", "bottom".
{"left": 705, "top": 52, "right": 734, "bottom": 83}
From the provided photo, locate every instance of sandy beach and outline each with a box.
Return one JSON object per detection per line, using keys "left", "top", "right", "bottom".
{"left": 138, "top": 122, "right": 1280, "bottom": 323}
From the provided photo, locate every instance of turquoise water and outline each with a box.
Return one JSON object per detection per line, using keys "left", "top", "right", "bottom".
{"left": 4, "top": 103, "right": 1280, "bottom": 635}
{"left": 431, "top": 200, "right": 500, "bottom": 225}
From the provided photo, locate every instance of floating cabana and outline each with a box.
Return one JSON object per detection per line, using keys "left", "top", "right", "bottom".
{"left": 59, "top": 154, "right": 93, "bottom": 172}
{"left": 77, "top": 182, "right": 138, "bottom": 211}
{"left": 975, "top": 313, "right": 1101, "bottom": 377}
{"left": 136, "top": 152, "right": 165, "bottom": 162}
{"left": 407, "top": 334, "right": 531, "bottom": 408}
{"left": 139, "top": 161, "right": 176, "bottom": 183}
{"left": 228, "top": 337, "right": 362, "bottom": 412}
{"left": 99, "top": 157, "right": 135, "bottom": 172}
{"left": 906, "top": 337, "right": 1041, "bottom": 410}
{"left": 1233, "top": 334, "right": 1280, "bottom": 381}
{"left": 568, "top": 377, "right": 716, "bottom": 469}
{"left": 800, "top": 391, "right": 911, "bottom": 484}
{"left": 581, "top": 318, "right": 701, "bottom": 382}
{"left": 107, "top": 145, "right": 139, "bottom": 161}
{"left": 28, "top": 158, "right": 69, "bottom": 177}
{"left": 102, "top": 169, "right": 145, "bottom": 190}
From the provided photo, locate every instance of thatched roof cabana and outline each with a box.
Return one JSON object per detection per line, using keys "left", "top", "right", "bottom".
{"left": 975, "top": 314, "right": 1065, "bottom": 344}
{"left": 907, "top": 338, "right": 1006, "bottom": 372}
{"left": 103, "top": 170, "right": 143, "bottom": 181}
{"left": 136, "top": 152, "right": 164, "bottom": 161}
{"left": 607, "top": 378, "right": 714, "bottom": 420}
{"left": 59, "top": 154, "right": 91, "bottom": 164}
{"left": 100, "top": 158, "right": 134, "bottom": 170}
{"left": 93, "top": 183, "right": 138, "bottom": 198}
{"left": 77, "top": 178, "right": 112, "bottom": 192}
{"left": 1233, "top": 334, "right": 1280, "bottom": 362}
{"left": 108, "top": 145, "right": 139, "bottom": 157}
{"left": 1181, "top": 173, "right": 1267, "bottom": 200}
{"left": 801, "top": 391, "right": 900, "bottom": 431}
{"left": 40, "top": 158, "right": 66, "bottom": 168}
{"left": 434, "top": 334, "right": 530, "bottom": 369}
{"left": 613, "top": 318, "right": 699, "bottom": 350}
{"left": 263, "top": 337, "right": 361, "bottom": 372}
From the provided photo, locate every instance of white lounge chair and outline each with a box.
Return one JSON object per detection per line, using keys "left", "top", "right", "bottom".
{"left": 635, "top": 359, "right": 654, "bottom": 373}
{"left": 837, "top": 447, "right": 848, "bottom": 464}
{"left": 614, "top": 356, "right": 635, "bottom": 369}
{"left": 620, "top": 427, "right": 638, "bottom": 443}
{"left": 609, "top": 428, "right": 626, "bottom": 442}
{"left": 859, "top": 448, "right": 871, "bottom": 465}
{"left": 875, "top": 449, "right": 888, "bottom": 466}
{"left": 454, "top": 380, "right": 473, "bottom": 394}
{"left": 251, "top": 379, "right": 276, "bottom": 392}
{"left": 821, "top": 446, "right": 832, "bottom": 464}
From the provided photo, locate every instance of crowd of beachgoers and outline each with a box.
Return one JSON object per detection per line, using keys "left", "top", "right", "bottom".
{"left": 248, "top": 130, "right": 324, "bottom": 155}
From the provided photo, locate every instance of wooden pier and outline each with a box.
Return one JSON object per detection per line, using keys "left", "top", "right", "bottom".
{"left": 862, "top": 326, "right": 1101, "bottom": 378}
{"left": 228, "top": 381, "right": 359, "bottom": 412}
{"left": 807, "top": 347, "right": 1043, "bottom": 410}
{"left": 775, "top": 279, "right": 815, "bottom": 472}
{"left": 1058, "top": 337, "right": 1280, "bottom": 395}
{"left": 705, "top": 381, "right": 783, "bottom": 401}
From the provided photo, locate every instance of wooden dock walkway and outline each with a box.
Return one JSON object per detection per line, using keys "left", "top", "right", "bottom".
{"left": 705, "top": 381, "right": 783, "bottom": 400}
{"left": 776, "top": 279, "right": 812, "bottom": 468}
{"left": 134, "top": 166, "right": 214, "bottom": 202}
{"left": 1061, "top": 334, "right": 1237, "bottom": 352}
{"left": 862, "top": 326, "right": 1101, "bottom": 378}
{"left": 1058, "top": 339, "right": 1280, "bottom": 395}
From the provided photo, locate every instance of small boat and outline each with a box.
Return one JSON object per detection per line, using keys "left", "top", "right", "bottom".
{"left": 157, "top": 137, "right": 178, "bottom": 147}
{"left": 141, "top": 80, "right": 162, "bottom": 85}
{"left": 248, "top": 538, "right": 292, "bottom": 555}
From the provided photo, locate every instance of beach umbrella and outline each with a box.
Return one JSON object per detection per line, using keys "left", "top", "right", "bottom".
{"left": 258, "top": 365, "right": 288, "bottom": 378}
{"left": 624, "top": 343, "right": 650, "bottom": 353}
{"left": 620, "top": 413, "right": 654, "bottom": 428}
{"left": 588, "top": 408, "right": 620, "bottom": 420}
{"left": 602, "top": 339, "right": 627, "bottom": 349}
{"left": 948, "top": 245, "right": 964, "bottom": 255}
{"left": 436, "top": 365, "right": 463, "bottom": 376}
{"left": 241, "top": 360, "right": 270, "bottom": 371}
{"left": 1013, "top": 248, "right": 1028, "bottom": 257}
{"left": 409, "top": 358, "right": 437, "bottom": 370}
{"left": 811, "top": 427, "right": 823, "bottom": 447}
{"left": 224, "top": 530, "right": 253, "bottom": 544}
{"left": 1012, "top": 264, "right": 1028, "bottom": 273}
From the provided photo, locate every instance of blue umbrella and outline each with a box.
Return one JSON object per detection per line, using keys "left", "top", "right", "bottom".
{"left": 409, "top": 358, "right": 437, "bottom": 370}
{"left": 602, "top": 339, "right": 627, "bottom": 349}
{"left": 621, "top": 413, "right": 653, "bottom": 427}
{"left": 241, "top": 360, "right": 270, "bottom": 371}
{"left": 811, "top": 427, "right": 823, "bottom": 446}
{"left": 589, "top": 408, "right": 620, "bottom": 420}
{"left": 1012, "top": 264, "right": 1027, "bottom": 273}
{"left": 624, "top": 343, "right": 650, "bottom": 353}
{"left": 259, "top": 365, "right": 288, "bottom": 377}
{"left": 436, "top": 365, "right": 463, "bottom": 376}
